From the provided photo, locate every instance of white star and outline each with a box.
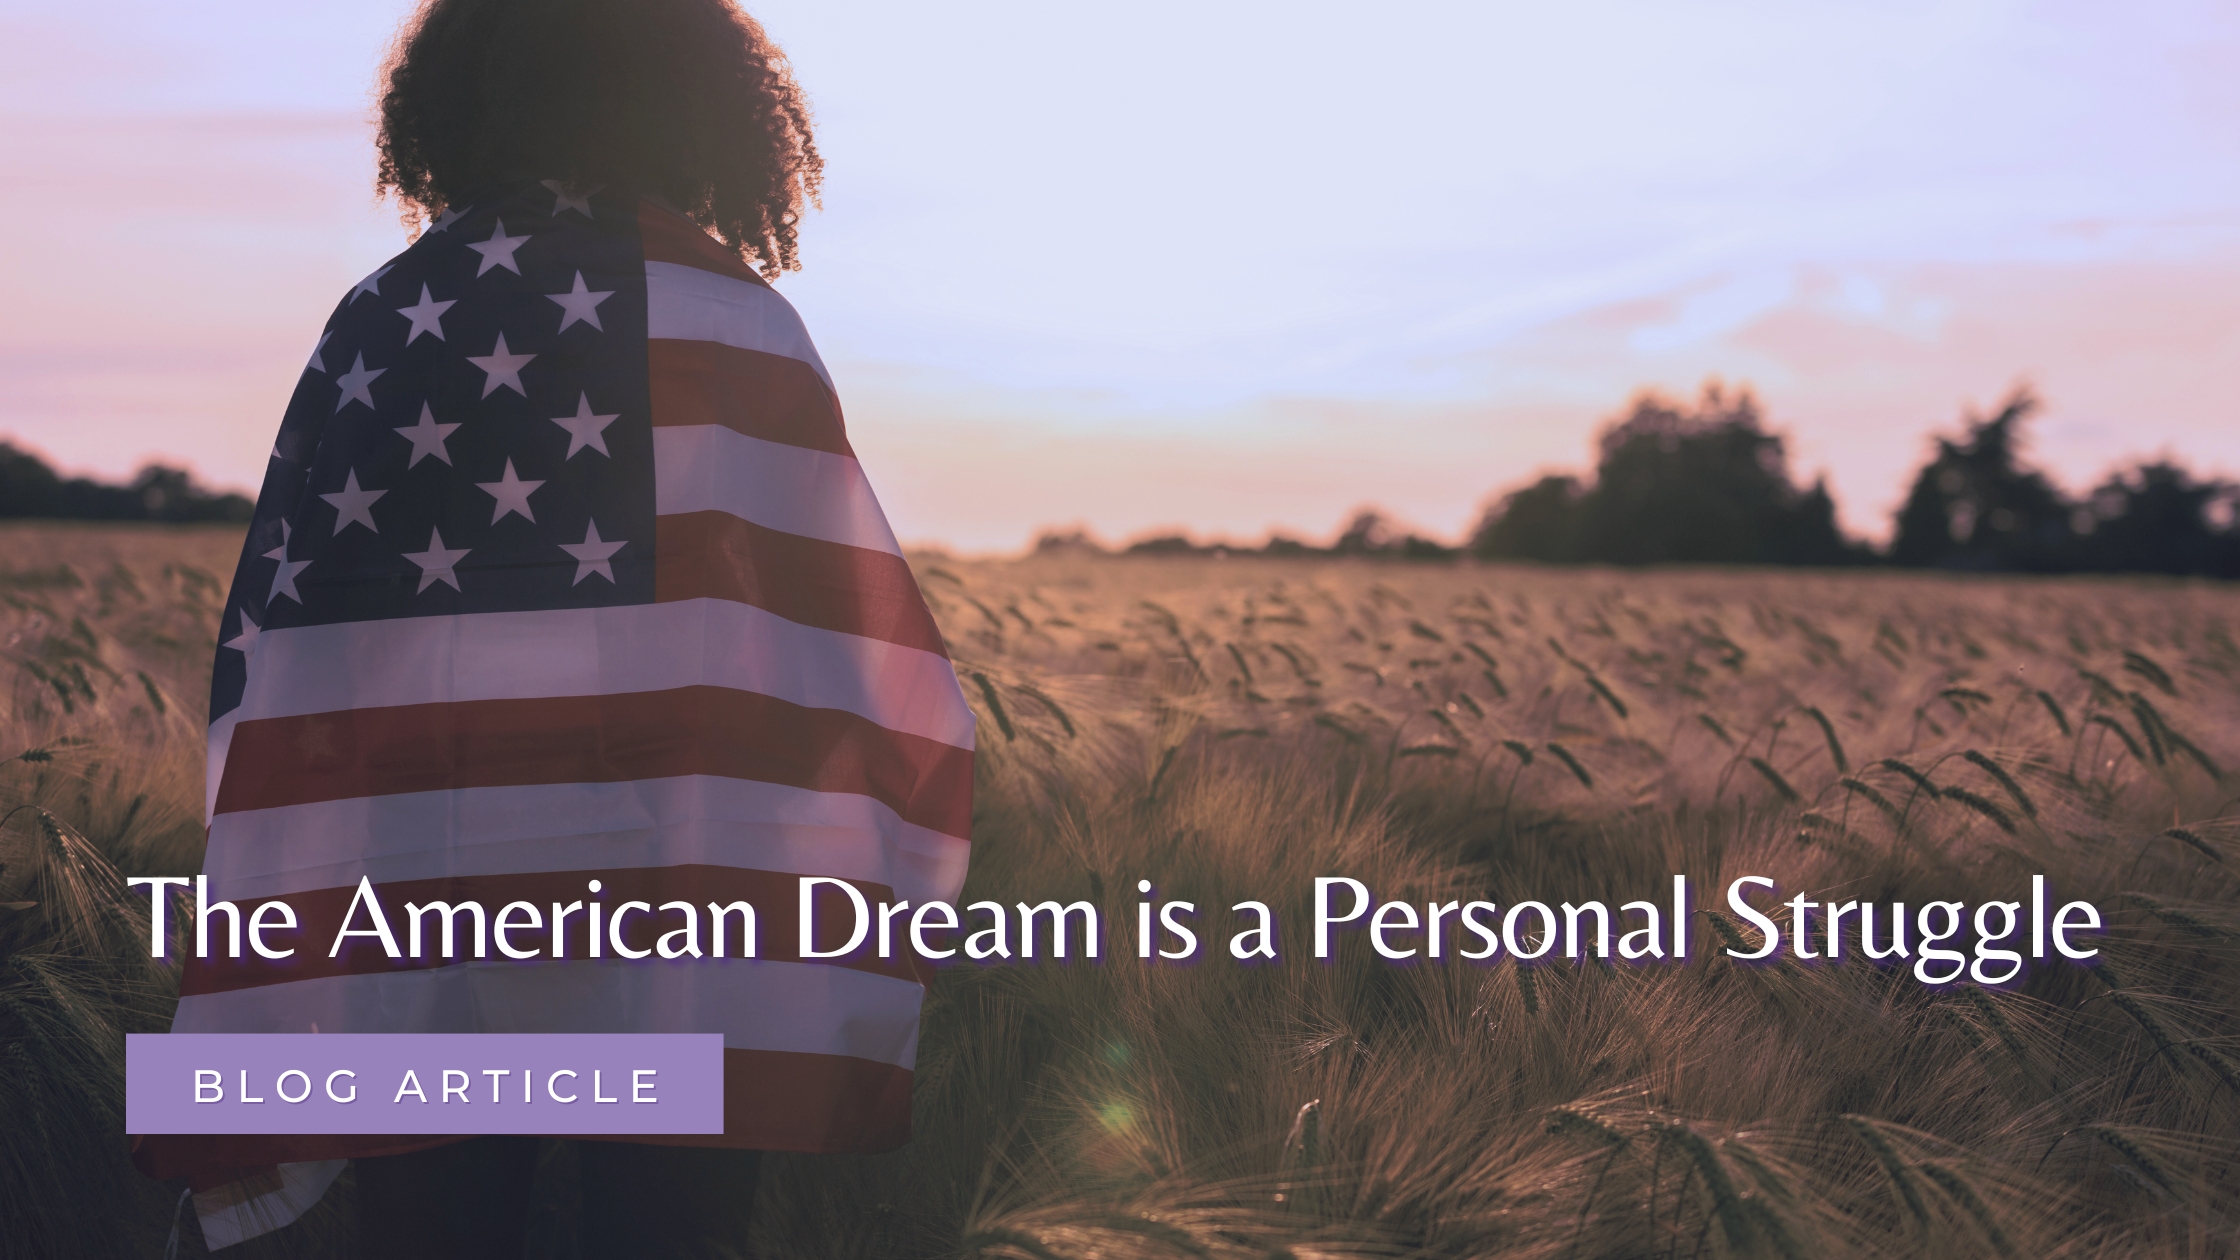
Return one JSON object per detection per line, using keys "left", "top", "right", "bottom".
{"left": 394, "top": 403, "right": 461, "bottom": 467}
{"left": 268, "top": 557, "right": 310, "bottom": 604}
{"left": 224, "top": 609, "right": 261, "bottom": 655}
{"left": 560, "top": 520, "right": 626, "bottom": 585}
{"left": 333, "top": 353, "right": 384, "bottom": 411}
{"left": 350, "top": 265, "right": 393, "bottom": 302}
{"left": 466, "top": 332, "right": 535, "bottom": 398}
{"left": 402, "top": 527, "right": 471, "bottom": 593}
{"left": 468, "top": 218, "right": 531, "bottom": 276}
{"left": 429, "top": 206, "right": 467, "bottom": 233}
{"left": 306, "top": 331, "right": 331, "bottom": 374}
{"left": 476, "top": 458, "right": 545, "bottom": 523}
{"left": 542, "top": 180, "right": 601, "bottom": 218}
{"left": 546, "top": 271, "right": 614, "bottom": 333}
{"left": 395, "top": 284, "right": 457, "bottom": 344}
{"left": 266, "top": 521, "right": 310, "bottom": 605}
{"left": 319, "top": 469, "right": 387, "bottom": 535}
{"left": 550, "top": 392, "right": 620, "bottom": 458}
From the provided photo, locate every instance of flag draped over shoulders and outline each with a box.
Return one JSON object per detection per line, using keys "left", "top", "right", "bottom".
{"left": 133, "top": 180, "right": 972, "bottom": 1248}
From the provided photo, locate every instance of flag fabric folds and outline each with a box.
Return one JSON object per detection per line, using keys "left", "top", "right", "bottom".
{"left": 132, "top": 181, "right": 972, "bottom": 1248}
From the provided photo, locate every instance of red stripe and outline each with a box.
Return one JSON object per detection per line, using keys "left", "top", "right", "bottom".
{"left": 654, "top": 511, "right": 948, "bottom": 656}
{"left": 135, "top": 1133, "right": 461, "bottom": 1188}
{"left": 130, "top": 1048, "right": 911, "bottom": 1180}
{"left": 681, "top": 1047, "right": 912, "bottom": 1153}
{"left": 648, "top": 339, "right": 851, "bottom": 456}
{"left": 179, "top": 865, "right": 936, "bottom": 996}
{"left": 213, "top": 686, "right": 973, "bottom": 836}
{"left": 638, "top": 200, "right": 767, "bottom": 287}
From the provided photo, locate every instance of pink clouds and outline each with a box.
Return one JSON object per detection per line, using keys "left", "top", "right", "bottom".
{"left": 2, "top": 2, "right": 2237, "bottom": 555}
{"left": 844, "top": 253, "right": 2240, "bottom": 553}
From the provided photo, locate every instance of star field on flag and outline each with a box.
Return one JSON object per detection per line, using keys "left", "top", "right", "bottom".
{"left": 176, "top": 183, "right": 975, "bottom": 1226}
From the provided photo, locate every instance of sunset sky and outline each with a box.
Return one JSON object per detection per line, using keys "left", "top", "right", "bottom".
{"left": 4, "top": 0, "right": 2237, "bottom": 552}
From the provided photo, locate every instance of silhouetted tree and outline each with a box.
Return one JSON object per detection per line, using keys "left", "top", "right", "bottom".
{"left": 1123, "top": 534, "right": 1199, "bottom": 556}
{"left": 2074, "top": 461, "right": 2240, "bottom": 578}
{"left": 1032, "top": 528, "right": 1106, "bottom": 556}
{"left": 1329, "top": 509, "right": 1394, "bottom": 557}
{"left": 1327, "top": 509, "right": 1453, "bottom": 559}
{"left": 1472, "top": 383, "right": 1857, "bottom": 566}
{"left": 1470, "top": 475, "right": 1583, "bottom": 563}
{"left": 1888, "top": 388, "right": 2074, "bottom": 571}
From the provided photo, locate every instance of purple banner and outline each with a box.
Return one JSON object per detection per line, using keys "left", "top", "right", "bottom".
{"left": 127, "top": 1033, "right": 725, "bottom": 1135}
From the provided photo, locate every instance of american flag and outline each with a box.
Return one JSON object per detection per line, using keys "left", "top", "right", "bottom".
{"left": 135, "top": 180, "right": 973, "bottom": 1246}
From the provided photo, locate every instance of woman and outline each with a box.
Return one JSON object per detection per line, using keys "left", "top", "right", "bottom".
{"left": 133, "top": 3, "right": 975, "bottom": 1255}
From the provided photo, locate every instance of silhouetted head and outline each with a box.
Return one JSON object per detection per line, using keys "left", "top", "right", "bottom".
{"left": 376, "top": 0, "right": 821, "bottom": 277}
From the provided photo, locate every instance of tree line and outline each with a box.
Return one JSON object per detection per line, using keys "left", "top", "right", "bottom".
{"left": 5, "top": 392, "right": 2233, "bottom": 574}
{"left": 1041, "top": 383, "right": 2238, "bottom": 577}
{"left": 0, "top": 443, "right": 253, "bottom": 524}
{"left": 1472, "top": 383, "right": 2237, "bottom": 576}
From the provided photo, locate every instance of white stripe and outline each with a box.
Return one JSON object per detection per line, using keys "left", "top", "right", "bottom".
{"left": 206, "top": 716, "right": 236, "bottom": 825}
{"left": 172, "top": 958, "right": 924, "bottom": 1068}
{"left": 204, "top": 775, "right": 970, "bottom": 904}
{"left": 654, "top": 425, "right": 901, "bottom": 556}
{"left": 645, "top": 260, "right": 833, "bottom": 392}
{"left": 225, "top": 599, "right": 973, "bottom": 748}
{"left": 195, "top": 1160, "right": 346, "bottom": 1251}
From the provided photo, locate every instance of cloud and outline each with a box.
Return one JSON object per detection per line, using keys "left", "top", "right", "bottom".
{"left": 843, "top": 251, "right": 2240, "bottom": 553}
{"left": 4, "top": 2, "right": 2238, "bottom": 554}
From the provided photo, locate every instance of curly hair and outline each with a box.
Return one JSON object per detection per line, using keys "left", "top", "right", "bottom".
{"left": 376, "top": 0, "right": 822, "bottom": 278}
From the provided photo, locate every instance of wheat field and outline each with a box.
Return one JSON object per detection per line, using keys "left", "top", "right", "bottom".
{"left": 2, "top": 522, "right": 2237, "bottom": 1258}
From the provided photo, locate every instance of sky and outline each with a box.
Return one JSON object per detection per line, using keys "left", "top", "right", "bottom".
{"left": 2, "top": 0, "right": 2236, "bottom": 553}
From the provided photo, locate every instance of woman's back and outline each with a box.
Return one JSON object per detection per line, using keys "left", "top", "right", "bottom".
{"left": 134, "top": 5, "right": 973, "bottom": 1252}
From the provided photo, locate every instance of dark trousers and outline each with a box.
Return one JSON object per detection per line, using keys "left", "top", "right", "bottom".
{"left": 355, "top": 1136, "right": 762, "bottom": 1259}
